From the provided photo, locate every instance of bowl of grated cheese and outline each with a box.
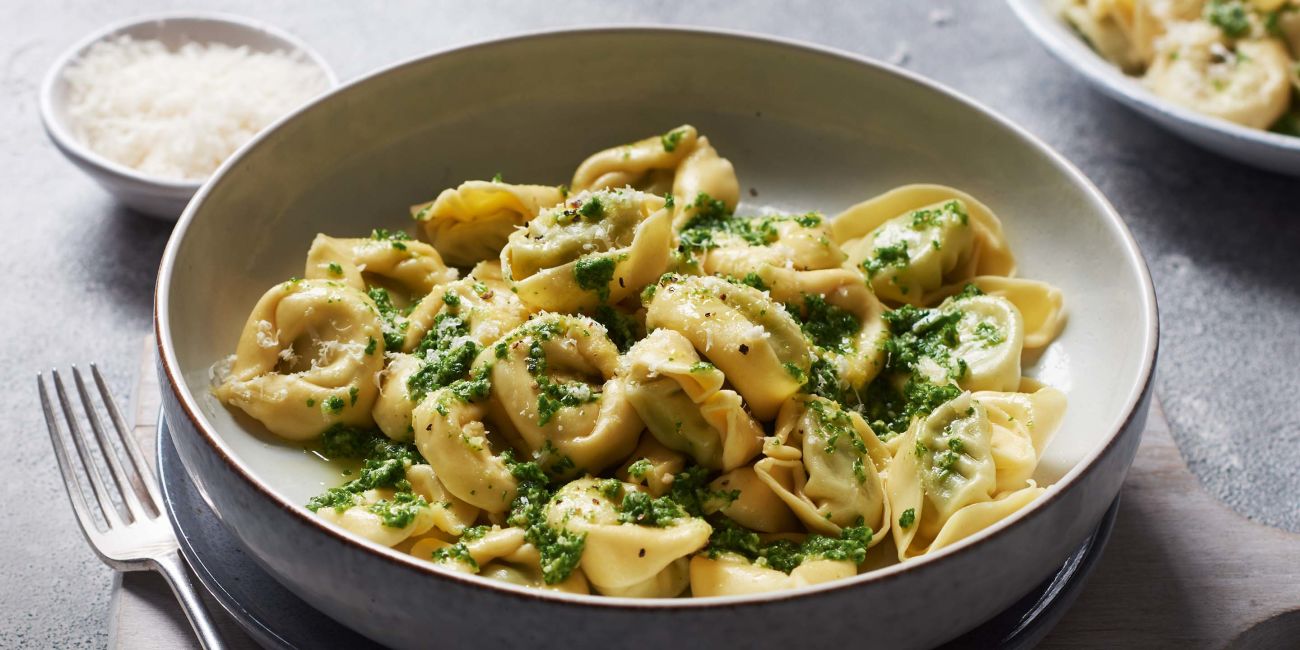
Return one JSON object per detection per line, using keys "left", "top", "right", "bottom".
{"left": 40, "top": 13, "right": 337, "bottom": 220}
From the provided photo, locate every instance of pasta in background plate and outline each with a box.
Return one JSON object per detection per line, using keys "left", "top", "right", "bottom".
{"left": 212, "top": 125, "right": 1068, "bottom": 598}
{"left": 1055, "top": 0, "right": 1300, "bottom": 134}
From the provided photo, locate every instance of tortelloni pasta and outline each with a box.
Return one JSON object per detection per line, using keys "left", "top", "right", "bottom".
{"left": 755, "top": 396, "right": 891, "bottom": 539}
{"left": 1058, "top": 0, "right": 1300, "bottom": 134}
{"left": 885, "top": 389, "right": 1065, "bottom": 560}
{"left": 546, "top": 478, "right": 712, "bottom": 597}
{"left": 620, "top": 329, "right": 763, "bottom": 472}
{"left": 304, "top": 232, "right": 457, "bottom": 298}
{"left": 833, "top": 185, "right": 1015, "bottom": 306}
{"left": 214, "top": 279, "right": 385, "bottom": 440}
{"left": 412, "top": 181, "right": 565, "bottom": 268}
{"left": 689, "top": 553, "right": 856, "bottom": 597}
{"left": 501, "top": 188, "right": 672, "bottom": 312}
{"left": 644, "top": 274, "right": 811, "bottom": 421}
{"left": 482, "top": 315, "right": 642, "bottom": 478}
{"left": 373, "top": 263, "right": 530, "bottom": 441}
{"left": 570, "top": 124, "right": 740, "bottom": 228}
{"left": 215, "top": 125, "right": 1070, "bottom": 599}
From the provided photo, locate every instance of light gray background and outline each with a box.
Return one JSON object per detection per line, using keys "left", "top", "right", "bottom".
{"left": 2, "top": 1, "right": 1296, "bottom": 647}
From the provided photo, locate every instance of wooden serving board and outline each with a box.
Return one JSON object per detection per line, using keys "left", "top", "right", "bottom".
{"left": 121, "top": 338, "right": 1300, "bottom": 648}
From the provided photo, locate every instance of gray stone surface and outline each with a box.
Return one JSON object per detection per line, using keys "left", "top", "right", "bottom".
{"left": 1, "top": 0, "right": 1296, "bottom": 646}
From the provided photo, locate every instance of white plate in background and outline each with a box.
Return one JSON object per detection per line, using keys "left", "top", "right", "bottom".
{"left": 1007, "top": 0, "right": 1300, "bottom": 176}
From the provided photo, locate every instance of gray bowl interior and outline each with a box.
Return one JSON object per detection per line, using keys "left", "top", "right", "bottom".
{"left": 164, "top": 28, "right": 1152, "bottom": 571}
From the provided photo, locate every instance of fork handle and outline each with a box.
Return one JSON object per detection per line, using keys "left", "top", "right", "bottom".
{"left": 152, "top": 550, "right": 227, "bottom": 649}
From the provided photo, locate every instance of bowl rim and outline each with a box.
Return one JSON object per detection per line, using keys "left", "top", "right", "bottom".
{"left": 154, "top": 24, "right": 1159, "bottom": 610}
{"left": 39, "top": 10, "right": 340, "bottom": 191}
{"left": 1005, "top": 0, "right": 1300, "bottom": 154}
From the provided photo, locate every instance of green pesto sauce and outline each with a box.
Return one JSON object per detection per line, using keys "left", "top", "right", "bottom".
{"left": 974, "top": 321, "right": 1005, "bottom": 348}
{"left": 431, "top": 542, "right": 479, "bottom": 570}
{"left": 609, "top": 463, "right": 739, "bottom": 528}
{"left": 676, "top": 193, "right": 822, "bottom": 256}
{"left": 661, "top": 128, "right": 686, "bottom": 152}
{"left": 367, "top": 491, "right": 428, "bottom": 528}
{"left": 898, "top": 508, "right": 916, "bottom": 529}
{"left": 370, "top": 228, "right": 412, "bottom": 251}
{"left": 852, "top": 457, "right": 867, "bottom": 484}
{"left": 574, "top": 255, "right": 616, "bottom": 301}
{"left": 460, "top": 525, "right": 489, "bottom": 541}
{"left": 591, "top": 304, "right": 638, "bottom": 352}
{"left": 838, "top": 288, "right": 985, "bottom": 438}
{"left": 578, "top": 196, "right": 605, "bottom": 220}
{"left": 782, "top": 362, "right": 808, "bottom": 384}
{"left": 407, "top": 312, "right": 480, "bottom": 402}
{"left": 626, "top": 458, "right": 653, "bottom": 479}
{"left": 367, "top": 287, "right": 410, "bottom": 352}
{"left": 526, "top": 336, "right": 599, "bottom": 426}
{"left": 740, "top": 272, "right": 768, "bottom": 291}
{"left": 1205, "top": 0, "right": 1251, "bottom": 38}
{"left": 804, "top": 358, "right": 844, "bottom": 402}
{"left": 807, "top": 398, "right": 867, "bottom": 456}
{"left": 502, "top": 453, "right": 587, "bottom": 584}
{"left": 322, "top": 395, "right": 345, "bottom": 415}
{"left": 616, "top": 489, "right": 686, "bottom": 527}
{"left": 706, "top": 518, "right": 873, "bottom": 573}
{"left": 306, "top": 426, "right": 427, "bottom": 528}
{"left": 790, "top": 294, "right": 860, "bottom": 354}
{"left": 861, "top": 242, "right": 910, "bottom": 279}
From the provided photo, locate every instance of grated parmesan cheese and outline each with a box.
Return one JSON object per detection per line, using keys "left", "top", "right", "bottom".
{"left": 62, "top": 35, "right": 329, "bottom": 180}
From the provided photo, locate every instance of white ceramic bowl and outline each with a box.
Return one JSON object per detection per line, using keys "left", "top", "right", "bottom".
{"left": 1007, "top": 0, "right": 1300, "bottom": 177}
{"left": 155, "top": 27, "right": 1158, "bottom": 649}
{"left": 39, "top": 13, "right": 338, "bottom": 220}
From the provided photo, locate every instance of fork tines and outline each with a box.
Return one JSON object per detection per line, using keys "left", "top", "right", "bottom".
{"left": 38, "top": 364, "right": 162, "bottom": 536}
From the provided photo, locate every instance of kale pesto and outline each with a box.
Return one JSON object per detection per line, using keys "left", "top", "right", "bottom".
{"left": 1205, "top": 0, "right": 1251, "bottom": 38}
{"left": 406, "top": 311, "right": 480, "bottom": 401}
{"left": 368, "top": 491, "right": 429, "bottom": 528}
{"left": 898, "top": 508, "right": 916, "bottom": 529}
{"left": 676, "top": 193, "right": 824, "bottom": 257}
{"left": 661, "top": 128, "right": 686, "bottom": 152}
{"left": 306, "top": 426, "right": 428, "bottom": 528}
{"left": 706, "top": 518, "right": 873, "bottom": 573}
{"left": 518, "top": 323, "right": 601, "bottom": 426}
{"left": 503, "top": 453, "right": 586, "bottom": 584}
{"left": 861, "top": 242, "right": 910, "bottom": 279}
{"left": 431, "top": 542, "right": 479, "bottom": 570}
{"left": 789, "top": 294, "right": 860, "bottom": 354}
{"left": 370, "top": 227, "right": 412, "bottom": 251}
{"left": 367, "top": 287, "right": 411, "bottom": 352}
{"left": 574, "top": 255, "right": 616, "bottom": 301}
{"left": 974, "top": 321, "right": 1005, "bottom": 347}
{"left": 322, "top": 395, "right": 345, "bottom": 415}
{"left": 591, "top": 304, "right": 638, "bottom": 352}
{"left": 845, "top": 302, "right": 976, "bottom": 437}
{"left": 626, "top": 458, "right": 653, "bottom": 479}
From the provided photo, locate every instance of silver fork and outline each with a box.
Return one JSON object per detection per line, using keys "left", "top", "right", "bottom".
{"left": 39, "top": 364, "right": 224, "bottom": 649}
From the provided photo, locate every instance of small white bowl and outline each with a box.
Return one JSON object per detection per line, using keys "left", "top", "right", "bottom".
{"left": 39, "top": 13, "right": 338, "bottom": 220}
{"left": 1007, "top": 0, "right": 1300, "bottom": 177}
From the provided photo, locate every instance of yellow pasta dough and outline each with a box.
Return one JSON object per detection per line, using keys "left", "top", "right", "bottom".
{"left": 412, "top": 181, "right": 565, "bottom": 268}
{"left": 214, "top": 279, "right": 385, "bottom": 440}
